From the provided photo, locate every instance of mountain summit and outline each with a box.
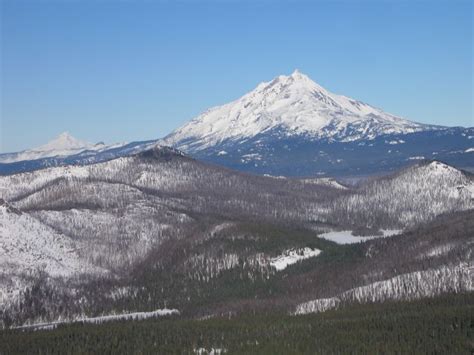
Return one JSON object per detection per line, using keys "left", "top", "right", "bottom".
{"left": 160, "top": 71, "right": 472, "bottom": 177}
{"left": 162, "top": 71, "right": 433, "bottom": 152}
{"left": 0, "top": 132, "right": 104, "bottom": 164}
{"left": 33, "top": 132, "right": 95, "bottom": 153}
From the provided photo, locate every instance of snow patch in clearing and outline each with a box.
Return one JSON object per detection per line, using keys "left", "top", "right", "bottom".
{"left": 270, "top": 247, "right": 321, "bottom": 271}
{"left": 318, "top": 230, "right": 401, "bottom": 245}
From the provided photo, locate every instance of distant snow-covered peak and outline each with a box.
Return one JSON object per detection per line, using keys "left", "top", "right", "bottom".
{"left": 162, "top": 71, "right": 437, "bottom": 152}
{"left": 33, "top": 132, "right": 95, "bottom": 153}
{"left": 0, "top": 132, "right": 109, "bottom": 164}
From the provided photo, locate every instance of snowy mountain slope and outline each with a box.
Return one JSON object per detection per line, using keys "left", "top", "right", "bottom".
{"left": 162, "top": 70, "right": 435, "bottom": 151}
{"left": 0, "top": 199, "right": 102, "bottom": 308}
{"left": 159, "top": 71, "right": 473, "bottom": 177}
{"left": 0, "top": 199, "right": 98, "bottom": 277}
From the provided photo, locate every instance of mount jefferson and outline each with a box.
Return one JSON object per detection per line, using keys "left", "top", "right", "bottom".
{"left": 161, "top": 70, "right": 473, "bottom": 176}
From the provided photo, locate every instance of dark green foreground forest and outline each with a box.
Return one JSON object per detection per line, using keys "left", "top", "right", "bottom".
{"left": 1, "top": 293, "right": 472, "bottom": 354}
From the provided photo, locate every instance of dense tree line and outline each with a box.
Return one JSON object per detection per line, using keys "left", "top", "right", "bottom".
{"left": 1, "top": 293, "right": 472, "bottom": 354}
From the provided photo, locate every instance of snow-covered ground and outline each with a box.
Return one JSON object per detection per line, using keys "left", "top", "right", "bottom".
{"left": 318, "top": 230, "right": 401, "bottom": 245}
{"left": 270, "top": 247, "right": 321, "bottom": 271}
{"left": 16, "top": 309, "right": 180, "bottom": 331}
{"left": 0, "top": 200, "right": 104, "bottom": 308}
{"left": 0, "top": 202, "right": 100, "bottom": 278}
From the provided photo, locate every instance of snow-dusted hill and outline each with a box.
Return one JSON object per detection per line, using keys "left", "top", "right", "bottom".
{"left": 162, "top": 70, "right": 434, "bottom": 151}
{"left": 325, "top": 161, "right": 474, "bottom": 229}
{"left": 1, "top": 148, "right": 473, "bottom": 327}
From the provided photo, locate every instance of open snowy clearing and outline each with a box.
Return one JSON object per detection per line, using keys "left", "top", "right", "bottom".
{"left": 270, "top": 247, "right": 321, "bottom": 271}
{"left": 318, "top": 230, "right": 401, "bottom": 245}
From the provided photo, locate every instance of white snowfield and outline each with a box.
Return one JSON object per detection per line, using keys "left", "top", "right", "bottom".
{"left": 270, "top": 247, "right": 321, "bottom": 271}
{"left": 162, "top": 70, "right": 435, "bottom": 152}
{"left": 318, "top": 230, "right": 401, "bottom": 245}
{"left": 16, "top": 309, "right": 180, "bottom": 331}
{"left": 294, "top": 263, "right": 473, "bottom": 315}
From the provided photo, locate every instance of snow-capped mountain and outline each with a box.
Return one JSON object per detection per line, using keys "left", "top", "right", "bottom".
{"left": 161, "top": 70, "right": 473, "bottom": 177}
{"left": 0, "top": 71, "right": 472, "bottom": 177}
{"left": 162, "top": 70, "right": 435, "bottom": 150}
{"left": 0, "top": 133, "right": 160, "bottom": 175}
{"left": 0, "top": 132, "right": 109, "bottom": 164}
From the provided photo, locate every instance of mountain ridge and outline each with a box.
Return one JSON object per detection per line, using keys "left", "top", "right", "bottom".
{"left": 1, "top": 147, "right": 472, "bottom": 327}
{"left": 0, "top": 72, "right": 472, "bottom": 177}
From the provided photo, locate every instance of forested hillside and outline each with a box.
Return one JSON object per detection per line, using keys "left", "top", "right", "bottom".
{"left": 0, "top": 147, "right": 472, "bottom": 329}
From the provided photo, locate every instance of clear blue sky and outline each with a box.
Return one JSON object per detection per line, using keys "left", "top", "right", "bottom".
{"left": 1, "top": 0, "right": 472, "bottom": 152}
